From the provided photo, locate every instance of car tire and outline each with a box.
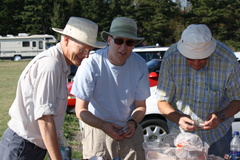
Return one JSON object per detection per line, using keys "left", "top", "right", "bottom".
{"left": 140, "top": 118, "right": 169, "bottom": 142}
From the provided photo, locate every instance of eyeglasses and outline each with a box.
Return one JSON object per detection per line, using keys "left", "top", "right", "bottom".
{"left": 80, "top": 48, "right": 90, "bottom": 55}
{"left": 70, "top": 37, "right": 92, "bottom": 55}
{"left": 111, "top": 37, "right": 136, "bottom": 47}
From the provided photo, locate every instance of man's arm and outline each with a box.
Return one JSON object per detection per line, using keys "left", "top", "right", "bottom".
{"left": 75, "top": 97, "right": 104, "bottom": 129}
{"left": 203, "top": 100, "right": 240, "bottom": 130}
{"left": 219, "top": 100, "right": 240, "bottom": 120}
{"left": 38, "top": 115, "right": 62, "bottom": 160}
{"left": 75, "top": 97, "right": 124, "bottom": 140}
{"left": 122, "top": 100, "right": 146, "bottom": 138}
{"left": 157, "top": 100, "right": 196, "bottom": 131}
{"left": 131, "top": 100, "right": 146, "bottom": 123}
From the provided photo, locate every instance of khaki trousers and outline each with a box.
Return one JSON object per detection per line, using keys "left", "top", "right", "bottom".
{"left": 82, "top": 124, "right": 145, "bottom": 160}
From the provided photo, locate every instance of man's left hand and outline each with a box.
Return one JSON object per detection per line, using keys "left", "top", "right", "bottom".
{"left": 121, "top": 120, "right": 136, "bottom": 138}
{"left": 202, "top": 113, "right": 221, "bottom": 130}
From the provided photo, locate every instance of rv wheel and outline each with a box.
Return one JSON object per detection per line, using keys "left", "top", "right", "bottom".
{"left": 14, "top": 56, "right": 22, "bottom": 61}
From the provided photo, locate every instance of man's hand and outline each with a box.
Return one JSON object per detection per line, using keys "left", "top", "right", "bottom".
{"left": 101, "top": 121, "right": 125, "bottom": 141}
{"left": 121, "top": 120, "right": 136, "bottom": 138}
{"left": 202, "top": 112, "right": 221, "bottom": 130}
{"left": 178, "top": 114, "right": 196, "bottom": 131}
{"left": 101, "top": 120, "right": 137, "bottom": 140}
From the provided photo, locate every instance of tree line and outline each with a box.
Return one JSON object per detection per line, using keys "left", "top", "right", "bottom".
{"left": 1, "top": 0, "right": 240, "bottom": 51}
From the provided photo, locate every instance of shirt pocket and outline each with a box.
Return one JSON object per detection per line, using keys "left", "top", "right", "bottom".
{"left": 205, "top": 87, "right": 222, "bottom": 112}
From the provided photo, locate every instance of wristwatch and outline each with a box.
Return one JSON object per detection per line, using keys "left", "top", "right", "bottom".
{"left": 128, "top": 119, "right": 138, "bottom": 129}
{"left": 220, "top": 112, "right": 226, "bottom": 121}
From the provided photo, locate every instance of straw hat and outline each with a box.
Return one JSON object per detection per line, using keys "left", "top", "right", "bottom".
{"left": 101, "top": 17, "right": 144, "bottom": 45}
{"left": 52, "top": 17, "right": 106, "bottom": 48}
{"left": 177, "top": 24, "right": 216, "bottom": 59}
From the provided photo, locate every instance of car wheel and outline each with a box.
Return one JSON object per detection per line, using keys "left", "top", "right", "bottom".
{"left": 141, "top": 118, "right": 169, "bottom": 142}
{"left": 14, "top": 55, "right": 22, "bottom": 61}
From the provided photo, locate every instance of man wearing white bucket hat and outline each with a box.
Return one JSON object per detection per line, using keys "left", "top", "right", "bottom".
{"left": 0, "top": 17, "right": 105, "bottom": 160}
{"left": 71, "top": 17, "right": 150, "bottom": 159}
{"left": 157, "top": 24, "right": 240, "bottom": 157}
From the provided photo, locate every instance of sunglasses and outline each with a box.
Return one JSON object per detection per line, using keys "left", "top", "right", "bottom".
{"left": 111, "top": 37, "right": 136, "bottom": 47}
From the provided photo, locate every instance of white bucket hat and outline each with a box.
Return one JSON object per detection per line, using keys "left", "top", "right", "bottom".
{"left": 177, "top": 24, "right": 216, "bottom": 59}
{"left": 52, "top": 17, "right": 106, "bottom": 48}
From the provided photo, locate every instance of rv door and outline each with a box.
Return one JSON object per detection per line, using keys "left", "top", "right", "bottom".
{"left": 30, "top": 40, "right": 44, "bottom": 56}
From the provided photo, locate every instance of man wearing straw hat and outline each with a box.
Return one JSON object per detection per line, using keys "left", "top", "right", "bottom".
{"left": 156, "top": 24, "right": 240, "bottom": 157}
{"left": 71, "top": 17, "right": 150, "bottom": 159}
{"left": 0, "top": 17, "right": 105, "bottom": 160}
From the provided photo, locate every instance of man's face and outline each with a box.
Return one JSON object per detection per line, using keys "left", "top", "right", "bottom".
{"left": 107, "top": 36, "right": 136, "bottom": 66}
{"left": 186, "top": 58, "right": 208, "bottom": 70}
{"left": 65, "top": 37, "right": 94, "bottom": 66}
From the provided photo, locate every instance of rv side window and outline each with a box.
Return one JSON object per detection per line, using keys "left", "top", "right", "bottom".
{"left": 39, "top": 41, "right": 43, "bottom": 49}
{"left": 46, "top": 37, "right": 53, "bottom": 41}
{"left": 22, "top": 41, "right": 30, "bottom": 47}
{"left": 32, "top": 41, "right": 36, "bottom": 47}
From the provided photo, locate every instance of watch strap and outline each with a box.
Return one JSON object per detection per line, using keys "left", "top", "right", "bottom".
{"left": 221, "top": 112, "right": 226, "bottom": 121}
{"left": 128, "top": 119, "right": 137, "bottom": 129}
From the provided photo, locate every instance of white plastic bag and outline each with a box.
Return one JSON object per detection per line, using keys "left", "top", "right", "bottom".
{"left": 89, "top": 156, "right": 105, "bottom": 160}
{"left": 174, "top": 132, "right": 204, "bottom": 151}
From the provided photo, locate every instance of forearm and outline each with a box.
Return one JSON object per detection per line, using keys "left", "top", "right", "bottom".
{"left": 75, "top": 97, "right": 104, "bottom": 129}
{"left": 132, "top": 100, "right": 146, "bottom": 123}
{"left": 38, "top": 115, "right": 62, "bottom": 160}
{"left": 217, "top": 100, "right": 240, "bottom": 121}
{"left": 119, "top": 100, "right": 146, "bottom": 138}
{"left": 157, "top": 100, "right": 181, "bottom": 124}
{"left": 158, "top": 100, "right": 196, "bottom": 131}
{"left": 79, "top": 110, "right": 105, "bottom": 129}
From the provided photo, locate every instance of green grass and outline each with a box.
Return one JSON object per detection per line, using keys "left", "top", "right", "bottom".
{"left": 0, "top": 60, "right": 82, "bottom": 159}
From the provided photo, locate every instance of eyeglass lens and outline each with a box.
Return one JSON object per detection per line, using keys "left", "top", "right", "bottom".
{"left": 112, "top": 37, "right": 136, "bottom": 47}
{"left": 80, "top": 48, "right": 90, "bottom": 55}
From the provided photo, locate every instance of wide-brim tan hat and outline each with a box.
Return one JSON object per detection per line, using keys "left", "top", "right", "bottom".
{"left": 177, "top": 24, "right": 216, "bottom": 59}
{"left": 52, "top": 17, "right": 106, "bottom": 48}
{"left": 101, "top": 17, "right": 144, "bottom": 45}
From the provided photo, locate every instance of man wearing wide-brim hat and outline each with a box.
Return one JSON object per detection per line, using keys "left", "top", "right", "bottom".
{"left": 52, "top": 17, "right": 106, "bottom": 66}
{"left": 71, "top": 17, "right": 150, "bottom": 159}
{"left": 156, "top": 24, "right": 240, "bottom": 157}
{"left": 0, "top": 17, "right": 105, "bottom": 160}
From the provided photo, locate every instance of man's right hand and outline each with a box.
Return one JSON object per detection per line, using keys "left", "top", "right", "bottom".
{"left": 101, "top": 121, "right": 125, "bottom": 141}
{"left": 178, "top": 114, "right": 196, "bottom": 131}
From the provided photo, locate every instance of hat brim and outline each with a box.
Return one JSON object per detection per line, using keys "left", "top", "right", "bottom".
{"left": 52, "top": 28, "right": 106, "bottom": 48}
{"left": 177, "top": 38, "right": 217, "bottom": 59}
{"left": 101, "top": 31, "right": 144, "bottom": 46}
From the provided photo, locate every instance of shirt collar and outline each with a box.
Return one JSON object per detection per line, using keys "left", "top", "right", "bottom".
{"left": 56, "top": 43, "right": 70, "bottom": 74}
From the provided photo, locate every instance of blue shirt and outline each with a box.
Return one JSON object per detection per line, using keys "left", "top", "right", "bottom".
{"left": 156, "top": 41, "right": 240, "bottom": 145}
{"left": 71, "top": 47, "right": 150, "bottom": 127}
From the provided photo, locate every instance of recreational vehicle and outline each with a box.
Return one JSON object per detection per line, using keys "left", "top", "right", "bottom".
{"left": 0, "top": 33, "right": 58, "bottom": 61}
